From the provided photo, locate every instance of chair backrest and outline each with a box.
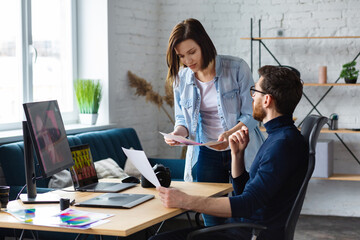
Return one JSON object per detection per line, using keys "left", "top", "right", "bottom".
{"left": 284, "top": 115, "right": 328, "bottom": 240}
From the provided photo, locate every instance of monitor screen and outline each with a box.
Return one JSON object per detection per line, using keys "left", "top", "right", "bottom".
{"left": 23, "top": 100, "right": 74, "bottom": 178}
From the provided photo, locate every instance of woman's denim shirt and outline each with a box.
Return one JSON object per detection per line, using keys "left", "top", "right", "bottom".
{"left": 174, "top": 55, "right": 264, "bottom": 182}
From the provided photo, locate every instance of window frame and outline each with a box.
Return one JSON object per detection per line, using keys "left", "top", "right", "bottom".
{"left": 0, "top": 0, "right": 78, "bottom": 131}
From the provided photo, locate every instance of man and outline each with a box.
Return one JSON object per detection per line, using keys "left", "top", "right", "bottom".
{"left": 151, "top": 65, "right": 307, "bottom": 240}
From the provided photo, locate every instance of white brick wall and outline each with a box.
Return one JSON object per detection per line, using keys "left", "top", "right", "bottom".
{"left": 108, "top": 0, "right": 360, "bottom": 174}
{"left": 108, "top": 0, "right": 162, "bottom": 159}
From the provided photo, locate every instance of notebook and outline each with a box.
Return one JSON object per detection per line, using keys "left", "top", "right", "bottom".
{"left": 69, "top": 144, "right": 137, "bottom": 192}
{"left": 75, "top": 193, "right": 155, "bottom": 209}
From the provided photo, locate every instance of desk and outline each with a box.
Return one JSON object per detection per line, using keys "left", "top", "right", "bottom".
{"left": 0, "top": 181, "right": 232, "bottom": 237}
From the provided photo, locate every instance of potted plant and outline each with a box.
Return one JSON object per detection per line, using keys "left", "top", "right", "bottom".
{"left": 339, "top": 61, "right": 359, "bottom": 84}
{"left": 74, "top": 79, "right": 102, "bottom": 125}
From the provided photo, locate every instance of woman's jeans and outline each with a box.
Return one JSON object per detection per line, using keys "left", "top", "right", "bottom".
{"left": 196, "top": 146, "right": 231, "bottom": 226}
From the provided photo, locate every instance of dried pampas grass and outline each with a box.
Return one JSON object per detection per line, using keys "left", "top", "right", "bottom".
{"left": 128, "top": 71, "right": 174, "bottom": 124}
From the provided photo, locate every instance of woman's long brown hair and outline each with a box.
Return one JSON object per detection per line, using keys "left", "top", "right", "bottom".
{"left": 166, "top": 18, "right": 217, "bottom": 87}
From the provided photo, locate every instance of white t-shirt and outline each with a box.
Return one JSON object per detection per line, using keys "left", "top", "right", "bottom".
{"left": 195, "top": 78, "right": 224, "bottom": 143}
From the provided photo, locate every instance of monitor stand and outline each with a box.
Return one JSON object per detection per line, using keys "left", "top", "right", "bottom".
{"left": 20, "top": 193, "right": 60, "bottom": 204}
{"left": 22, "top": 121, "right": 60, "bottom": 204}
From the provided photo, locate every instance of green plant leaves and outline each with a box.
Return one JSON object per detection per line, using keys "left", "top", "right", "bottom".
{"left": 340, "top": 61, "right": 359, "bottom": 80}
{"left": 74, "top": 79, "right": 102, "bottom": 114}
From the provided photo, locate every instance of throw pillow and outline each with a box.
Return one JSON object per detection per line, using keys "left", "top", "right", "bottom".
{"left": 123, "top": 148, "right": 142, "bottom": 179}
{"left": 94, "top": 158, "right": 128, "bottom": 179}
{"left": 48, "top": 169, "right": 73, "bottom": 189}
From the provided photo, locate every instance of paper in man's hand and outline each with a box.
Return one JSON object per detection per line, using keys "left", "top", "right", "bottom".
{"left": 121, "top": 148, "right": 161, "bottom": 187}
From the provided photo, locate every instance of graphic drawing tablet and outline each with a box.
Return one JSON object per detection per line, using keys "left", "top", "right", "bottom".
{"left": 75, "top": 193, "right": 154, "bottom": 209}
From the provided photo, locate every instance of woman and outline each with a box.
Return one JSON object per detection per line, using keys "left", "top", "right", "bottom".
{"left": 164, "top": 18, "right": 264, "bottom": 226}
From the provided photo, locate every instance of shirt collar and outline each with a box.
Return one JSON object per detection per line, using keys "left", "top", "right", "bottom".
{"left": 215, "top": 55, "right": 222, "bottom": 78}
{"left": 264, "top": 115, "right": 294, "bottom": 134}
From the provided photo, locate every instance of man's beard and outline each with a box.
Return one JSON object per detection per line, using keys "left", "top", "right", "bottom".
{"left": 253, "top": 101, "right": 266, "bottom": 122}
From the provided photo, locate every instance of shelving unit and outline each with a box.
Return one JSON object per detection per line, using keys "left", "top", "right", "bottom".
{"left": 304, "top": 83, "right": 360, "bottom": 86}
{"left": 241, "top": 36, "right": 360, "bottom": 40}
{"left": 259, "top": 127, "right": 360, "bottom": 134}
{"left": 313, "top": 174, "right": 360, "bottom": 181}
{"left": 245, "top": 19, "right": 360, "bottom": 179}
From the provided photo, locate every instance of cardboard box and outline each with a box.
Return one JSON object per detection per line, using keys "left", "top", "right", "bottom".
{"left": 312, "top": 140, "right": 334, "bottom": 178}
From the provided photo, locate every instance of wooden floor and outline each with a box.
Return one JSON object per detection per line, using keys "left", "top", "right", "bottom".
{"left": 295, "top": 215, "right": 360, "bottom": 240}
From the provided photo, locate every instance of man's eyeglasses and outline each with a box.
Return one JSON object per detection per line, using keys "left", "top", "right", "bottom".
{"left": 250, "top": 86, "right": 267, "bottom": 96}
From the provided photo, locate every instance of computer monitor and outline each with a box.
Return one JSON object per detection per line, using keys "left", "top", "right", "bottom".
{"left": 21, "top": 100, "right": 74, "bottom": 203}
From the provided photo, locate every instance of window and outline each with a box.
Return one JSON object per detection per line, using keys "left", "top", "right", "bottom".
{"left": 0, "top": 0, "right": 76, "bottom": 130}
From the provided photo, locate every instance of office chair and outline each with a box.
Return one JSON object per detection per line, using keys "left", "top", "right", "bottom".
{"left": 187, "top": 114, "right": 328, "bottom": 240}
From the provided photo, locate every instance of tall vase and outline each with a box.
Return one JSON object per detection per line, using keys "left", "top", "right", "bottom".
{"left": 79, "top": 113, "right": 98, "bottom": 125}
{"left": 318, "top": 66, "right": 327, "bottom": 84}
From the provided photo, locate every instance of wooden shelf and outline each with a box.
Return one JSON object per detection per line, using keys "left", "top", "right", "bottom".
{"left": 259, "top": 127, "right": 360, "bottom": 134}
{"left": 241, "top": 36, "right": 360, "bottom": 40}
{"left": 313, "top": 174, "right": 360, "bottom": 181}
{"left": 318, "top": 128, "right": 360, "bottom": 133}
{"left": 304, "top": 83, "right": 360, "bottom": 86}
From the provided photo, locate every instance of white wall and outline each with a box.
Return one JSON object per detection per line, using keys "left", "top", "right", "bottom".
{"left": 107, "top": 0, "right": 180, "bottom": 159}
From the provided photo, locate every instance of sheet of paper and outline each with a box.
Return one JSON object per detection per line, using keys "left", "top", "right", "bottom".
{"left": 121, "top": 148, "right": 161, "bottom": 187}
{"left": 159, "top": 132, "right": 225, "bottom": 146}
{"left": 6, "top": 208, "right": 113, "bottom": 229}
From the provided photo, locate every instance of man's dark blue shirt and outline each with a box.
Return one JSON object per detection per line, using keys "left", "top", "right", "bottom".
{"left": 229, "top": 115, "right": 309, "bottom": 240}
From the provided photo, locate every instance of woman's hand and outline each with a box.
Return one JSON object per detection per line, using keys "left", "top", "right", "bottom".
{"left": 164, "top": 125, "right": 188, "bottom": 146}
{"left": 211, "top": 131, "right": 231, "bottom": 150}
{"left": 164, "top": 131, "right": 181, "bottom": 146}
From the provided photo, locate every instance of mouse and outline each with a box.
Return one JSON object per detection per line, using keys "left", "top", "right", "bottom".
{"left": 122, "top": 176, "right": 140, "bottom": 184}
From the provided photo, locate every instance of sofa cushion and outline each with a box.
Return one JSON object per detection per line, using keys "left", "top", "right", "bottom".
{"left": 94, "top": 158, "right": 128, "bottom": 179}
{"left": 48, "top": 170, "right": 72, "bottom": 189}
{"left": 124, "top": 159, "right": 142, "bottom": 179}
